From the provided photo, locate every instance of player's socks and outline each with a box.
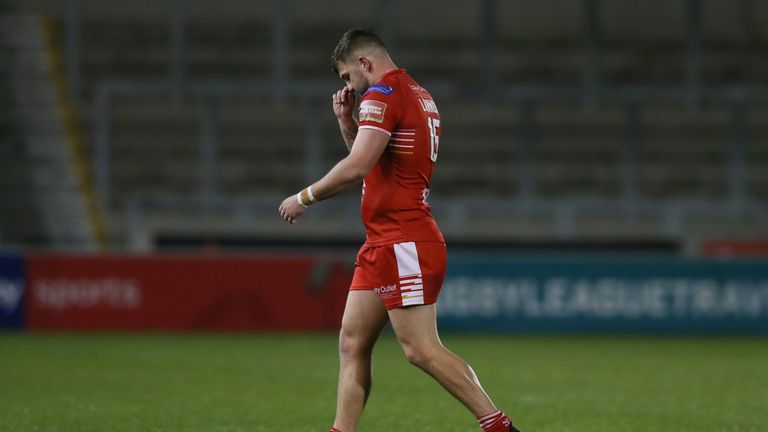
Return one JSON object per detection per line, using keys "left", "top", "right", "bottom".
{"left": 329, "top": 428, "right": 343, "bottom": 432}
{"left": 477, "top": 410, "right": 520, "bottom": 432}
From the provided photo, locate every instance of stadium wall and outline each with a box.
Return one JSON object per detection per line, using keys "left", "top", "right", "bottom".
{"left": 1, "top": 252, "right": 767, "bottom": 333}
{"left": 24, "top": 253, "right": 352, "bottom": 331}
{"left": 0, "top": 254, "right": 25, "bottom": 329}
{"left": 439, "top": 255, "right": 768, "bottom": 333}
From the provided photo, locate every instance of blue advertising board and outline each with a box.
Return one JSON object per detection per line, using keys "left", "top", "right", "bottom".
{"left": 0, "top": 254, "right": 25, "bottom": 329}
{"left": 437, "top": 256, "right": 768, "bottom": 333}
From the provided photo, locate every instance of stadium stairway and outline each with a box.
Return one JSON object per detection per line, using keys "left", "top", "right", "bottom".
{"left": 0, "top": 15, "right": 94, "bottom": 249}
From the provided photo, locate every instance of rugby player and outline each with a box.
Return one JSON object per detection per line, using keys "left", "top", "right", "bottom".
{"left": 279, "top": 28, "right": 520, "bottom": 432}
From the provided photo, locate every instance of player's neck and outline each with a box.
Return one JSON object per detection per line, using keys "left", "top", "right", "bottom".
{"left": 370, "top": 62, "right": 398, "bottom": 84}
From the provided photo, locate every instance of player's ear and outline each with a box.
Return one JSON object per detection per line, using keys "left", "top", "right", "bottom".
{"left": 358, "top": 57, "right": 371, "bottom": 73}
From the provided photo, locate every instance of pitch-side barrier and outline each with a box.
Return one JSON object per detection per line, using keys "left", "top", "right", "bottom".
{"left": 1, "top": 252, "right": 766, "bottom": 333}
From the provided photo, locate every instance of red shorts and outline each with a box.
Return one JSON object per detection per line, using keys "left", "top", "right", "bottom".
{"left": 350, "top": 241, "right": 447, "bottom": 310}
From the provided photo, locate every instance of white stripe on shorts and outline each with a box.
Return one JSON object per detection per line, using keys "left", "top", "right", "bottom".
{"left": 394, "top": 242, "right": 425, "bottom": 306}
{"left": 394, "top": 242, "right": 421, "bottom": 277}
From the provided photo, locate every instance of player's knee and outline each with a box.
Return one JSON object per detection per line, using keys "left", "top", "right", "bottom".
{"left": 400, "top": 340, "right": 434, "bottom": 369}
{"left": 338, "top": 329, "right": 374, "bottom": 359}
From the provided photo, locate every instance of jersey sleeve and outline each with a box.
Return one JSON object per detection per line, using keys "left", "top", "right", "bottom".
{"left": 357, "top": 84, "right": 402, "bottom": 136}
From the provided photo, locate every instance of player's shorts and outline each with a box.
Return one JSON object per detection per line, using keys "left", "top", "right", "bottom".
{"left": 350, "top": 241, "right": 446, "bottom": 310}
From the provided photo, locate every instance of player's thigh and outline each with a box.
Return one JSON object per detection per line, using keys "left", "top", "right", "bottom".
{"left": 339, "top": 290, "right": 389, "bottom": 354}
{"left": 387, "top": 304, "right": 442, "bottom": 352}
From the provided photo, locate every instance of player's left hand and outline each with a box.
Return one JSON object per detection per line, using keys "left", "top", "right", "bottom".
{"left": 279, "top": 194, "right": 306, "bottom": 224}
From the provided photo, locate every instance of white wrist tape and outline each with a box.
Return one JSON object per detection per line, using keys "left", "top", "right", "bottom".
{"left": 307, "top": 186, "right": 317, "bottom": 203}
{"left": 296, "top": 192, "right": 309, "bottom": 208}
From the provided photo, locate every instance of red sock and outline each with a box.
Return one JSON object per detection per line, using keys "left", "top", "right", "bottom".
{"left": 330, "top": 428, "right": 343, "bottom": 432}
{"left": 477, "top": 410, "right": 511, "bottom": 432}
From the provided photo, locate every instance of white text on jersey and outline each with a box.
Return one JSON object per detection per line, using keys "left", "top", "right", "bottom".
{"left": 419, "top": 98, "right": 439, "bottom": 114}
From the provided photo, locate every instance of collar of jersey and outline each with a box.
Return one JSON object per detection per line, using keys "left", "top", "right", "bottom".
{"left": 379, "top": 68, "right": 406, "bottom": 81}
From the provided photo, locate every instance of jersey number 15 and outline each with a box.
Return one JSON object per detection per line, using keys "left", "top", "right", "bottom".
{"left": 427, "top": 116, "right": 441, "bottom": 162}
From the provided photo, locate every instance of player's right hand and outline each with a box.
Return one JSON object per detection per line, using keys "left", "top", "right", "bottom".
{"left": 332, "top": 86, "right": 356, "bottom": 120}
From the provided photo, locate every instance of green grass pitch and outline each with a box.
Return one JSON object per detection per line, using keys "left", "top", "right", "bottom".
{"left": 0, "top": 332, "right": 766, "bottom": 432}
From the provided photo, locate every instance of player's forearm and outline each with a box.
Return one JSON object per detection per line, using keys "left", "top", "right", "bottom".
{"left": 306, "top": 156, "right": 366, "bottom": 203}
{"left": 338, "top": 118, "right": 359, "bottom": 151}
{"left": 296, "top": 128, "right": 387, "bottom": 208}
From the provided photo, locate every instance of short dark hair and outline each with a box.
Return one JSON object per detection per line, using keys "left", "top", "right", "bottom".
{"left": 331, "top": 28, "right": 388, "bottom": 73}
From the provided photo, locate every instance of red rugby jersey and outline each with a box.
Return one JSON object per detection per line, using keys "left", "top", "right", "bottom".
{"left": 356, "top": 68, "right": 444, "bottom": 246}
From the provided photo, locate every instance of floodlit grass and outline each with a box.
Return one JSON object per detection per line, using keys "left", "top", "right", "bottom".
{"left": 0, "top": 333, "right": 766, "bottom": 431}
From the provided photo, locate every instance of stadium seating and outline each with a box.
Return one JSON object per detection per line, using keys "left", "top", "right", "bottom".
{"left": 2, "top": 0, "right": 767, "bottom": 248}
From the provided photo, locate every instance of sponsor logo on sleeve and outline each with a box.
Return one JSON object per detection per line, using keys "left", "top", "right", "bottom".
{"left": 365, "top": 84, "right": 394, "bottom": 96}
{"left": 359, "top": 100, "right": 387, "bottom": 123}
